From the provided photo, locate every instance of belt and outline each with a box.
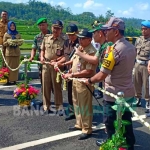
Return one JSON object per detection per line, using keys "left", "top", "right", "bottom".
{"left": 136, "top": 59, "right": 148, "bottom": 65}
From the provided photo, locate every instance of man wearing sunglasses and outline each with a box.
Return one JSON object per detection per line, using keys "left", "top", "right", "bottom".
{"left": 83, "top": 17, "right": 136, "bottom": 150}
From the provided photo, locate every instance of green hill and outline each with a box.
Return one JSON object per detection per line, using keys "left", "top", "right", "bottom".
{"left": 0, "top": 0, "right": 144, "bottom": 37}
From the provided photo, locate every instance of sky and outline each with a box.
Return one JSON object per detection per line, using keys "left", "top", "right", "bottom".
{"left": 1, "top": 0, "right": 150, "bottom": 20}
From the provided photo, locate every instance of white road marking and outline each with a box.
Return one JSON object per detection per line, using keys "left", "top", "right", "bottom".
{"left": 0, "top": 125, "right": 104, "bottom": 150}
{"left": 0, "top": 115, "right": 149, "bottom": 150}
{"left": 0, "top": 83, "right": 149, "bottom": 149}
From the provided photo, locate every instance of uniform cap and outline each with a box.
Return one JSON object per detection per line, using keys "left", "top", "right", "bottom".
{"left": 102, "top": 17, "right": 125, "bottom": 30}
{"left": 66, "top": 23, "right": 78, "bottom": 34}
{"left": 52, "top": 20, "right": 63, "bottom": 28}
{"left": 36, "top": 18, "right": 47, "bottom": 25}
{"left": 76, "top": 28, "right": 92, "bottom": 38}
{"left": 89, "top": 24, "right": 103, "bottom": 33}
{"left": 141, "top": 20, "right": 150, "bottom": 28}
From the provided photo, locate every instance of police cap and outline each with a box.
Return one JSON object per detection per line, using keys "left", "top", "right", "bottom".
{"left": 141, "top": 21, "right": 150, "bottom": 28}
{"left": 36, "top": 18, "right": 47, "bottom": 25}
{"left": 102, "top": 17, "right": 125, "bottom": 30}
{"left": 52, "top": 20, "right": 63, "bottom": 28}
{"left": 66, "top": 23, "right": 78, "bottom": 34}
{"left": 76, "top": 28, "right": 92, "bottom": 38}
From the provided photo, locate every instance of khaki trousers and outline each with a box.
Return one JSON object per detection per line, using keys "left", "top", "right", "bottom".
{"left": 42, "top": 64, "right": 63, "bottom": 110}
{"left": 134, "top": 63, "right": 149, "bottom": 100}
{"left": 72, "top": 80, "right": 93, "bottom": 134}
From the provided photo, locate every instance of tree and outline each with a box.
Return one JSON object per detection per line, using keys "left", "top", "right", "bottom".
{"left": 105, "top": 10, "right": 114, "bottom": 20}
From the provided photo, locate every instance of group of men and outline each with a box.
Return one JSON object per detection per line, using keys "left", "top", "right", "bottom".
{"left": 28, "top": 16, "right": 136, "bottom": 149}
{"left": 1, "top": 10, "right": 150, "bottom": 150}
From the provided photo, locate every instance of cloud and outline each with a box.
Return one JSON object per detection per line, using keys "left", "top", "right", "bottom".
{"left": 50, "top": 1, "right": 54, "bottom": 5}
{"left": 74, "top": 3, "right": 82, "bottom": 7}
{"left": 58, "top": 1, "right": 66, "bottom": 7}
{"left": 118, "top": 7, "right": 133, "bottom": 16}
{"left": 136, "top": 2, "right": 149, "bottom": 10}
{"left": 83, "top": 0, "right": 103, "bottom": 9}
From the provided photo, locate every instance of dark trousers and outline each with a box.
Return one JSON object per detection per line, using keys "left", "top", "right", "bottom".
{"left": 67, "top": 80, "right": 74, "bottom": 112}
{"left": 94, "top": 67, "right": 103, "bottom": 96}
{"left": 103, "top": 100, "right": 135, "bottom": 149}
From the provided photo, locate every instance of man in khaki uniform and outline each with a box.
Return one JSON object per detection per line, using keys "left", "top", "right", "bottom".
{"left": 40, "top": 20, "right": 66, "bottom": 115}
{"left": 0, "top": 11, "right": 9, "bottom": 66}
{"left": 64, "top": 28, "right": 96, "bottom": 140}
{"left": 0, "top": 11, "right": 9, "bottom": 45}
{"left": 134, "top": 21, "right": 150, "bottom": 114}
{"left": 84, "top": 17, "right": 136, "bottom": 150}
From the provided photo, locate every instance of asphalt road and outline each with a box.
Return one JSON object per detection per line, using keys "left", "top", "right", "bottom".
{"left": 0, "top": 80, "right": 150, "bottom": 150}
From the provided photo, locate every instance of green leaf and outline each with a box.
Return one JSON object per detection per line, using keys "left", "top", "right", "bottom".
{"left": 122, "top": 120, "right": 131, "bottom": 125}
{"left": 112, "top": 105, "right": 117, "bottom": 110}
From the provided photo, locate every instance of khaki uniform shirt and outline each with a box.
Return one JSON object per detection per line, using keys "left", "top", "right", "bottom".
{"left": 3, "top": 33, "right": 21, "bottom": 56}
{"left": 100, "top": 37, "right": 136, "bottom": 102}
{"left": 0, "top": 19, "right": 9, "bottom": 45}
{"left": 135, "top": 36, "right": 150, "bottom": 61}
{"left": 71, "top": 44, "right": 96, "bottom": 93}
{"left": 41, "top": 34, "right": 66, "bottom": 61}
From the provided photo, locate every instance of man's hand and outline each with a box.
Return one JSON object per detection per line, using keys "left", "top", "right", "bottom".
{"left": 29, "top": 57, "right": 33, "bottom": 62}
{"left": 147, "top": 60, "right": 150, "bottom": 74}
{"left": 74, "top": 47, "right": 82, "bottom": 56}
{"left": 50, "top": 61, "right": 57, "bottom": 66}
{"left": 63, "top": 73, "right": 72, "bottom": 79}
{"left": 78, "top": 78, "right": 90, "bottom": 85}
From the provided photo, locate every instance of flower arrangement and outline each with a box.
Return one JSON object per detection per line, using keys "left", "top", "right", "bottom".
{"left": 0, "top": 67, "right": 9, "bottom": 82}
{"left": 7, "top": 39, "right": 24, "bottom": 46}
{"left": 13, "top": 83, "right": 39, "bottom": 105}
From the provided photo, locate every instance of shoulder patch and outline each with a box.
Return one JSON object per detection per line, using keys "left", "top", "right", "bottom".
{"left": 102, "top": 46, "right": 115, "bottom": 70}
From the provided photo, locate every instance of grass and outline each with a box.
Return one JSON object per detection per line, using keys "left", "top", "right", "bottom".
{"left": 20, "top": 43, "right": 32, "bottom": 50}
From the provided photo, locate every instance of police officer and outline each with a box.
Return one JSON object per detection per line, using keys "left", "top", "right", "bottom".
{"left": 62, "top": 23, "right": 79, "bottom": 120}
{"left": 40, "top": 20, "right": 66, "bottom": 115}
{"left": 84, "top": 17, "right": 136, "bottom": 149}
{"left": 29, "top": 18, "right": 51, "bottom": 87}
{"left": 134, "top": 21, "right": 150, "bottom": 114}
{"left": 64, "top": 28, "right": 97, "bottom": 140}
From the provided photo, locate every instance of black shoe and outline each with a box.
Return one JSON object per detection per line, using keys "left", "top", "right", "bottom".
{"left": 56, "top": 110, "right": 64, "bottom": 116}
{"left": 96, "top": 139, "right": 107, "bottom": 146}
{"left": 68, "top": 126, "right": 81, "bottom": 131}
{"left": 78, "top": 133, "right": 92, "bottom": 140}
{"left": 42, "top": 110, "right": 54, "bottom": 116}
{"left": 145, "top": 109, "right": 149, "bottom": 113}
{"left": 65, "top": 114, "right": 75, "bottom": 121}
{"left": 136, "top": 98, "right": 141, "bottom": 107}
{"left": 4, "top": 82, "right": 12, "bottom": 86}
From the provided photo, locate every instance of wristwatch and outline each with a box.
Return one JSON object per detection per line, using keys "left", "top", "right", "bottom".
{"left": 88, "top": 78, "right": 92, "bottom": 84}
